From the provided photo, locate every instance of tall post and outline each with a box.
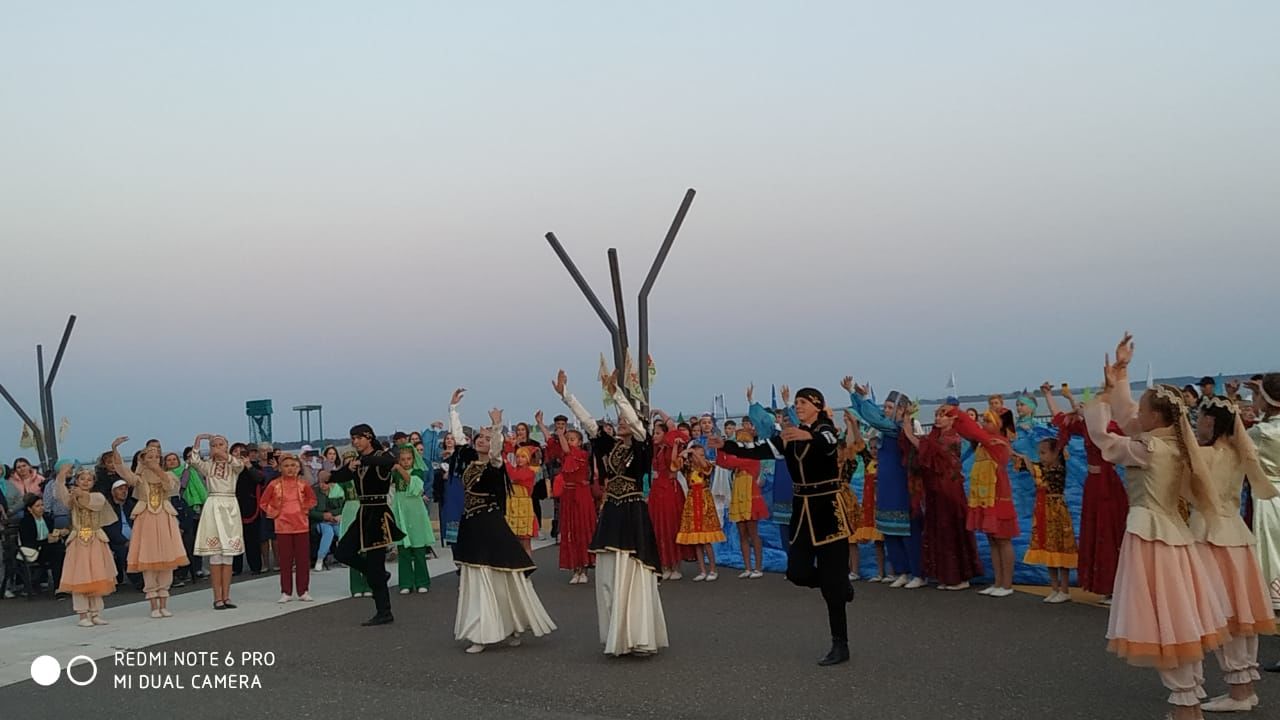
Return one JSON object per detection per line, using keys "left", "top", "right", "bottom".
{"left": 318, "top": 407, "right": 324, "bottom": 446}
{"left": 638, "top": 188, "right": 695, "bottom": 406}
{"left": 43, "top": 315, "right": 76, "bottom": 465}
{"left": 0, "top": 384, "right": 44, "bottom": 466}
{"left": 607, "top": 249, "right": 631, "bottom": 404}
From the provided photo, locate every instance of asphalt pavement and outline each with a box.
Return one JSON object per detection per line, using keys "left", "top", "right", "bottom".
{"left": 2, "top": 547, "right": 1276, "bottom": 720}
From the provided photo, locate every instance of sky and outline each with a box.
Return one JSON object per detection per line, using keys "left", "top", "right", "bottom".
{"left": 2, "top": 1, "right": 1278, "bottom": 462}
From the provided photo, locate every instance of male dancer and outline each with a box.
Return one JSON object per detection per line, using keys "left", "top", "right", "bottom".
{"left": 330, "top": 424, "right": 405, "bottom": 626}
{"left": 710, "top": 387, "right": 854, "bottom": 666}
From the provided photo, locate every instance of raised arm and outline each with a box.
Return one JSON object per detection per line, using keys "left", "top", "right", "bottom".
{"left": 1082, "top": 397, "right": 1151, "bottom": 468}
{"left": 554, "top": 370, "right": 600, "bottom": 438}
{"left": 1040, "top": 383, "right": 1061, "bottom": 417}
{"left": 612, "top": 386, "right": 647, "bottom": 441}
{"left": 110, "top": 436, "right": 141, "bottom": 486}
{"left": 847, "top": 391, "right": 899, "bottom": 434}
{"left": 1107, "top": 334, "right": 1142, "bottom": 435}
{"left": 487, "top": 409, "right": 504, "bottom": 466}
{"left": 449, "top": 388, "right": 469, "bottom": 446}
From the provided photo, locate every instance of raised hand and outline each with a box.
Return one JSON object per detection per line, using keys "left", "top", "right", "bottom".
{"left": 1039, "top": 382, "right": 1053, "bottom": 396}
{"left": 450, "top": 388, "right": 466, "bottom": 405}
{"left": 552, "top": 370, "right": 568, "bottom": 397}
{"left": 853, "top": 383, "right": 870, "bottom": 398}
{"left": 746, "top": 383, "right": 754, "bottom": 404}
{"left": 841, "top": 376, "right": 854, "bottom": 393}
{"left": 781, "top": 385, "right": 791, "bottom": 406}
{"left": 112, "top": 436, "right": 129, "bottom": 450}
{"left": 1102, "top": 354, "right": 1119, "bottom": 392}
{"left": 1114, "top": 332, "right": 1134, "bottom": 370}
{"left": 1226, "top": 379, "right": 1241, "bottom": 398}
{"left": 489, "top": 408, "right": 503, "bottom": 426}
{"left": 705, "top": 436, "right": 725, "bottom": 450}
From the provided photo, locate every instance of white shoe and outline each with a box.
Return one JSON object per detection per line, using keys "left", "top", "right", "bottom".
{"left": 150, "top": 609, "right": 163, "bottom": 619}
{"left": 1047, "top": 592, "right": 1070, "bottom": 604}
{"left": 950, "top": 581, "right": 971, "bottom": 591}
{"left": 299, "top": 592, "right": 313, "bottom": 602}
{"left": 1099, "top": 596, "right": 1112, "bottom": 606}
{"left": 668, "top": 571, "right": 682, "bottom": 581}
{"left": 77, "top": 617, "right": 94, "bottom": 628}
{"left": 314, "top": 561, "right": 325, "bottom": 572}
{"left": 692, "top": 573, "right": 707, "bottom": 582}
{"left": 739, "top": 571, "right": 752, "bottom": 579}
{"left": 661, "top": 570, "right": 671, "bottom": 580}
{"left": 990, "top": 587, "right": 1014, "bottom": 598}
{"left": 400, "top": 588, "right": 411, "bottom": 595}
{"left": 848, "top": 572, "right": 860, "bottom": 582}
{"left": 706, "top": 572, "right": 718, "bottom": 582}
{"left": 507, "top": 634, "right": 522, "bottom": 647}
{"left": 750, "top": 570, "right": 764, "bottom": 579}
{"left": 904, "top": 577, "right": 926, "bottom": 590}
{"left": 91, "top": 614, "right": 109, "bottom": 626}
{"left": 3, "top": 590, "right": 14, "bottom": 599}
{"left": 979, "top": 586, "right": 997, "bottom": 596}
{"left": 417, "top": 587, "right": 429, "bottom": 594}
{"left": 868, "top": 575, "right": 883, "bottom": 583}
{"left": 890, "top": 575, "right": 909, "bottom": 588}
{"left": 363, "top": 592, "right": 373, "bottom": 598}
{"left": 159, "top": 608, "right": 173, "bottom": 617}
{"left": 278, "top": 593, "right": 292, "bottom": 604}
{"left": 1201, "top": 694, "right": 1258, "bottom": 712}
{"left": 466, "top": 644, "right": 486, "bottom": 654}
{"left": 879, "top": 575, "right": 896, "bottom": 584}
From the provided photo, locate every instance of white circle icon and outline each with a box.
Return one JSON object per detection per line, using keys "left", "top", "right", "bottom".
{"left": 30, "top": 655, "right": 61, "bottom": 686}
{"left": 66, "top": 656, "right": 98, "bottom": 686}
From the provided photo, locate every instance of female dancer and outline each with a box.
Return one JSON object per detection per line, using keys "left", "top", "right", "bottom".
{"left": 712, "top": 386, "right": 855, "bottom": 666}
{"left": 260, "top": 454, "right": 317, "bottom": 603}
{"left": 53, "top": 464, "right": 117, "bottom": 626}
{"left": 1045, "top": 382, "right": 1127, "bottom": 604}
{"left": 392, "top": 443, "right": 435, "bottom": 594}
{"left": 440, "top": 430, "right": 465, "bottom": 546}
{"left": 901, "top": 405, "right": 983, "bottom": 591}
{"left": 555, "top": 369, "right": 668, "bottom": 657}
{"left": 1248, "top": 374, "right": 1280, "bottom": 618}
{"left": 835, "top": 421, "right": 864, "bottom": 581}
{"left": 720, "top": 425, "right": 770, "bottom": 579}
{"left": 845, "top": 378, "right": 923, "bottom": 589}
{"left": 845, "top": 414, "right": 886, "bottom": 581}
{"left": 113, "top": 436, "right": 189, "bottom": 618}
{"left": 188, "top": 434, "right": 245, "bottom": 610}
{"left": 450, "top": 401, "right": 555, "bottom": 654}
{"left": 1017, "top": 438, "right": 1078, "bottom": 603}
{"left": 677, "top": 442, "right": 726, "bottom": 582}
{"left": 959, "top": 408, "right": 1020, "bottom": 597}
{"left": 536, "top": 411, "right": 596, "bottom": 584}
{"left": 647, "top": 412, "right": 690, "bottom": 581}
{"left": 504, "top": 446, "right": 539, "bottom": 556}
{"left": 1191, "top": 393, "right": 1277, "bottom": 711}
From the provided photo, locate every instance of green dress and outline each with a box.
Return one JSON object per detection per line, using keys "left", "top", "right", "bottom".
{"left": 392, "top": 446, "right": 435, "bottom": 591}
{"left": 335, "top": 478, "right": 371, "bottom": 596}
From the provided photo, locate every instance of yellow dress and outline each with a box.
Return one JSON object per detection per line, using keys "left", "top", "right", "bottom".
{"left": 677, "top": 466, "right": 725, "bottom": 545}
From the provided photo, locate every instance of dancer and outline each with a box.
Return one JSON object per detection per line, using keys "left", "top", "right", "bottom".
{"left": 719, "top": 423, "right": 770, "bottom": 579}
{"left": 187, "top": 434, "right": 245, "bottom": 610}
{"left": 450, "top": 402, "right": 555, "bottom": 653}
{"left": 440, "top": 432, "right": 465, "bottom": 546}
{"left": 555, "top": 369, "right": 668, "bottom": 657}
{"left": 1016, "top": 438, "right": 1078, "bottom": 604}
{"left": 1190, "top": 392, "right": 1277, "bottom": 712}
{"left": 504, "top": 446, "right": 539, "bottom": 557}
{"left": 1086, "top": 335, "right": 1228, "bottom": 719}
{"left": 676, "top": 442, "right": 726, "bottom": 581}
{"left": 392, "top": 443, "right": 435, "bottom": 594}
{"left": 52, "top": 464, "right": 117, "bottom": 627}
{"left": 330, "top": 424, "right": 405, "bottom": 626}
{"left": 845, "top": 414, "right": 886, "bottom": 581}
{"left": 1046, "top": 382, "right": 1127, "bottom": 604}
{"left": 835, "top": 422, "right": 864, "bottom": 581}
{"left": 259, "top": 453, "right": 317, "bottom": 603}
{"left": 537, "top": 411, "right": 596, "bottom": 584}
{"left": 957, "top": 407, "right": 1020, "bottom": 597}
{"left": 648, "top": 411, "right": 690, "bottom": 581}
{"left": 901, "top": 405, "right": 983, "bottom": 591}
{"left": 712, "top": 387, "right": 855, "bottom": 666}
{"left": 1249, "top": 374, "right": 1280, "bottom": 616}
{"left": 845, "top": 379, "right": 923, "bottom": 589}
{"left": 113, "top": 437, "right": 189, "bottom": 618}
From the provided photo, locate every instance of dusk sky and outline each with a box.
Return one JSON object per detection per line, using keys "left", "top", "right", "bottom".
{"left": 3, "top": 2, "right": 1278, "bottom": 461}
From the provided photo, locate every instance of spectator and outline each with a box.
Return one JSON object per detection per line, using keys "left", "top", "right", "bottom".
{"left": 232, "top": 442, "right": 265, "bottom": 576}
{"left": 103, "top": 479, "right": 137, "bottom": 588}
{"left": 18, "top": 493, "right": 67, "bottom": 596}
{"left": 9, "top": 458, "right": 44, "bottom": 516}
{"left": 42, "top": 461, "right": 73, "bottom": 531}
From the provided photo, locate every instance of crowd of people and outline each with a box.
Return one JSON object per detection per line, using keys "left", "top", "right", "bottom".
{"left": 1, "top": 338, "right": 1278, "bottom": 718}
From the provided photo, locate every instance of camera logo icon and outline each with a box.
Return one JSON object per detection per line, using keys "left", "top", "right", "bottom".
{"left": 30, "top": 655, "right": 98, "bottom": 687}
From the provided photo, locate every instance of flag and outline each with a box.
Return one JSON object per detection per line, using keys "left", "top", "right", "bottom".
{"left": 1082, "top": 387, "right": 1095, "bottom": 403}
{"left": 19, "top": 423, "right": 37, "bottom": 449}
{"left": 676, "top": 412, "right": 685, "bottom": 423}
{"left": 623, "top": 350, "right": 643, "bottom": 400}
{"left": 1145, "top": 363, "right": 1154, "bottom": 390}
{"left": 58, "top": 417, "right": 70, "bottom": 444}
{"left": 946, "top": 372, "right": 957, "bottom": 395}
{"left": 770, "top": 384, "right": 778, "bottom": 411}
{"left": 599, "top": 353, "right": 614, "bottom": 407}
{"left": 647, "top": 354, "right": 656, "bottom": 385}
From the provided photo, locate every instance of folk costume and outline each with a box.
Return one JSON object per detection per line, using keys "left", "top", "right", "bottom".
{"left": 392, "top": 444, "right": 436, "bottom": 593}
{"left": 719, "top": 388, "right": 855, "bottom": 666}
{"left": 450, "top": 412, "right": 555, "bottom": 652}
{"left": 561, "top": 384, "right": 668, "bottom": 657}
{"left": 649, "top": 428, "right": 692, "bottom": 575}
{"left": 54, "top": 482, "right": 118, "bottom": 625}
{"left": 118, "top": 456, "right": 190, "bottom": 610}
{"left": 914, "top": 412, "right": 984, "bottom": 588}
{"left": 187, "top": 453, "right": 246, "bottom": 562}
{"left": 849, "top": 391, "right": 923, "bottom": 584}
{"left": 329, "top": 426, "right": 405, "bottom": 626}
{"left": 1052, "top": 410, "right": 1127, "bottom": 597}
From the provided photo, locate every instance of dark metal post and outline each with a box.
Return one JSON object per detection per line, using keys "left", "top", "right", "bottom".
{"left": 43, "top": 315, "right": 75, "bottom": 465}
{"left": 0, "top": 384, "right": 43, "bottom": 458}
{"left": 319, "top": 407, "right": 324, "bottom": 446}
{"left": 638, "top": 189, "right": 695, "bottom": 406}
{"left": 607, "top": 249, "right": 631, "bottom": 404}
{"left": 36, "top": 346, "right": 51, "bottom": 470}
{"left": 545, "top": 232, "right": 620, "bottom": 339}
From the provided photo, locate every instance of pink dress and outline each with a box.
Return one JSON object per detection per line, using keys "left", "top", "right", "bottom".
{"left": 1084, "top": 399, "right": 1229, "bottom": 670}
{"left": 126, "top": 468, "right": 190, "bottom": 573}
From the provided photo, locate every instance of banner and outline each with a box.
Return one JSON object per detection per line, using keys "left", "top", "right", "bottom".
{"left": 19, "top": 423, "right": 38, "bottom": 449}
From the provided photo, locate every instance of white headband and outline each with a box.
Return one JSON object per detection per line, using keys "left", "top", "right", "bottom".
{"left": 1199, "top": 395, "right": 1238, "bottom": 414}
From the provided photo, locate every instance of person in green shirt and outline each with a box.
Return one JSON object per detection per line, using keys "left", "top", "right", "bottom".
{"left": 392, "top": 444, "right": 435, "bottom": 593}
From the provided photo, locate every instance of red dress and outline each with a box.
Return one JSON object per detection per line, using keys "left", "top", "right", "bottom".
{"left": 555, "top": 446, "right": 597, "bottom": 570}
{"left": 916, "top": 429, "right": 984, "bottom": 585}
{"left": 648, "top": 430, "right": 694, "bottom": 567}
{"left": 1053, "top": 412, "right": 1126, "bottom": 595}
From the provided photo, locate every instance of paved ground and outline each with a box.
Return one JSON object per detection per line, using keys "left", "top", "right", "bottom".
{"left": 2, "top": 546, "right": 1277, "bottom": 720}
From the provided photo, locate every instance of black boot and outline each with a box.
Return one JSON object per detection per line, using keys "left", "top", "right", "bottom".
{"left": 361, "top": 612, "right": 394, "bottom": 627}
{"left": 845, "top": 579, "right": 855, "bottom": 602}
{"left": 818, "top": 638, "right": 850, "bottom": 666}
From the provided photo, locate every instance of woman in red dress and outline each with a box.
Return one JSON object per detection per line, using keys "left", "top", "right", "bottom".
{"left": 537, "top": 412, "right": 596, "bottom": 584}
{"left": 648, "top": 414, "right": 691, "bottom": 580}
{"left": 902, "top": 404, "right": 984, "bottom": 590}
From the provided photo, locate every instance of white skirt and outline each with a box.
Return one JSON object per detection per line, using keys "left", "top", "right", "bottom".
{"left": 194, "top": 495, "right": 245, "bottom": 557}
{"left": 454, "top": 565, "right": 556, "bottom": 646}
{"left": 1255, "top": 494, "right": 1280, "bottom": 610}
{"left": 595, "top": 549, "right": 669, "bottom": 656}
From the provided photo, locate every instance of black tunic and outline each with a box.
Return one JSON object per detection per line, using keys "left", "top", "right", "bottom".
{"left": 327, "top": 449, "right": 406, "bottom": 552}
{"left": 449, "top": 445, "right": 536, "bottom": 572}
{"left": 587, "top": 432, "right": 662, "bottom": 572}
{"left": 721, "top": 418, "right": 851, "bottom": 547}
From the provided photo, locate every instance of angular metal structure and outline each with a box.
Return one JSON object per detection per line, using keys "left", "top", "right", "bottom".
{"left": 0, "top": 315, "right": 76, "bottom": 472}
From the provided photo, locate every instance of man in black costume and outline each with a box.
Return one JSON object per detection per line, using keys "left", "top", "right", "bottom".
{"left": 709, "top": 387, "right": 854, "bottom": 666}
{"left": 330, "top": 423, "right": 405, "bottom": 626}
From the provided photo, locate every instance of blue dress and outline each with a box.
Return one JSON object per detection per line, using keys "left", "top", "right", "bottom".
{"left": 848, "top": 394, "right": 910, "bottom": 537}
{"left": 441, "top": 456, "right": 465, "bottom": 546}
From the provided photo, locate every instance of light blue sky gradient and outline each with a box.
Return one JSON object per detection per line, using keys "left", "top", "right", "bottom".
{"left": 2, "top": 2, "right": 1278, "bottom": 460}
